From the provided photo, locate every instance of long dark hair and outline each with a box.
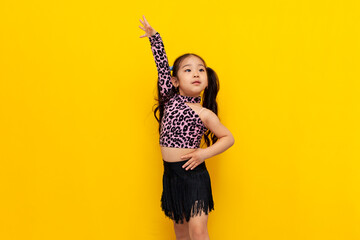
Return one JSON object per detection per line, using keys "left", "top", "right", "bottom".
{"left": 153, "top": 53, "right": 220, "bottom": 147}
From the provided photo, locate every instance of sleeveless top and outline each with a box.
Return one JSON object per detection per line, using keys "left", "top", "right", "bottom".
{"left": 149, "top": 32, "right": 208, "bottom": 148}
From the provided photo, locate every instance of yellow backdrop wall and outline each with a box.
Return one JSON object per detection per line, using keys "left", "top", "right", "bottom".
{"left": 0, "top": 0, "right": 359, "bottom": 239}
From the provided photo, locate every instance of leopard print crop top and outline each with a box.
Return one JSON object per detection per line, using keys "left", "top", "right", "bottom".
{"left": 149, "top": 32, "right": 208, "bottom": 149}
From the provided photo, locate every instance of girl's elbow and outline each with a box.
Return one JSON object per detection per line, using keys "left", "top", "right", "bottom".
{"left": 227, "top": 134, "right": 235, "bottom": 147}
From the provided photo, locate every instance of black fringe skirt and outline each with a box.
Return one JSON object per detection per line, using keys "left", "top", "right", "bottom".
{"left": 161, "top": 159, "right": 214, "bottom": 224}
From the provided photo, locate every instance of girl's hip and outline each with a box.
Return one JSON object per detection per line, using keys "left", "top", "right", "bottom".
{"left": 162, "top": 159, "right": 208, "bottom": 176}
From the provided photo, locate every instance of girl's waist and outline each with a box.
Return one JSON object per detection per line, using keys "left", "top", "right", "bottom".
{"left": 163, "top": 159, "right": 207, "bottom": 174}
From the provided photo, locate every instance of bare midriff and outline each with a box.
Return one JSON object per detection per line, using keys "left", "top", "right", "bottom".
{"left": 160, "top": 146, "right": 200, "bottom": 162}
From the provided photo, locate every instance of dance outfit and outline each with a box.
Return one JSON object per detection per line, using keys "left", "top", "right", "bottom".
{"left": 149, "top": 32, "right": 214, "bottom": 224}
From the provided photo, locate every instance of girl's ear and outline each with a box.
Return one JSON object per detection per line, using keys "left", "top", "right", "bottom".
{"left": 171, "top": 76, "right": 179, "bottom": 87}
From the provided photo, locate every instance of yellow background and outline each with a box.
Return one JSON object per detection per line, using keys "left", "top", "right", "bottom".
{"left": 1, "top": 0, "right": 359, "bottom": 239}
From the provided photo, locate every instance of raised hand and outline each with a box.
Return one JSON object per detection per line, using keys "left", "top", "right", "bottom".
{"left": 139, "top": 15, "right": 157, "bottom": 38}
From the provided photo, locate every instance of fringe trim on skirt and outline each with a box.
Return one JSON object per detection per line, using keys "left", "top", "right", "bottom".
{"left": 161, "top": 159, "right": 215, "bottom": 224}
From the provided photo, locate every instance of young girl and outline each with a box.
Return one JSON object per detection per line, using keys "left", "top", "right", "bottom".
{"left": 139, "top": 15, "right": 235, "bottom": 240}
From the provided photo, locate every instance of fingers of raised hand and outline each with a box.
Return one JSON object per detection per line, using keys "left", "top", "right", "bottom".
{"left": 140, "top": 15, "right": 149, "bottom": 27}
{"left": 139, "top": 15, "right": 154, "bottom": 38}
{"left": 142, "top": 15, "right": 149, "bottom": 25}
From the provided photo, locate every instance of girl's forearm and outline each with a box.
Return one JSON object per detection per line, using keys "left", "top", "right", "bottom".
{"left": 202, "top": 135, "right": 235, "bottom": 159}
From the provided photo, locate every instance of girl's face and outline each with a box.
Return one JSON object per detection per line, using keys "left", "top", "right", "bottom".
{"left": 174, "top": 56, "right": 208, "bottom": 96}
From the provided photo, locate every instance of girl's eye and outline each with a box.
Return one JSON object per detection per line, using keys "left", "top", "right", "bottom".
{"left": 185, "top": 69, "right": 205, "bottom": 72}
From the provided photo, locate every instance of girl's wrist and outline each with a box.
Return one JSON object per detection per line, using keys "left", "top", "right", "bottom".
{"left": 199, "top": 148, "right": 209, "bottom": 160}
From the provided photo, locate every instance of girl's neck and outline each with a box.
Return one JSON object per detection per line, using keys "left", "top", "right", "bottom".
{"left": 176, "top": 92, "right": 201, "bottom": 103}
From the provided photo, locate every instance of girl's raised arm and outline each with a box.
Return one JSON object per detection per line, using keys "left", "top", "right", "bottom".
{"left": 139, "top": 15, "right": 173, "bottom": 98}
{"left": 148, "top": 32, "right": 173, "bottom": 97}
